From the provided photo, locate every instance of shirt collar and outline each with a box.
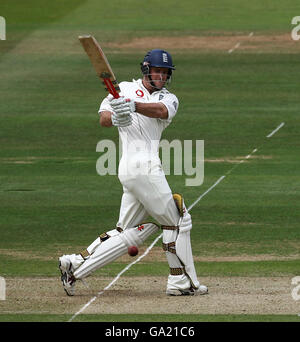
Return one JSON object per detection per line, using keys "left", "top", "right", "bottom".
{"left": 134, "top": 78, "right": 166, "bottom": 96}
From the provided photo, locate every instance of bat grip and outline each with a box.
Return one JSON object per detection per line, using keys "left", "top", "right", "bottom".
{"left": 103, "top": 78, "right": 120, "bottom": 98}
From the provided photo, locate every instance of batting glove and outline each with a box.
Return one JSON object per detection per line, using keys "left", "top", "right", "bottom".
{"left": 110, "top": 97, "right": 136, "bottom": 116}
{"left": 111, "top": 112, "right": 133, "bottom": 127}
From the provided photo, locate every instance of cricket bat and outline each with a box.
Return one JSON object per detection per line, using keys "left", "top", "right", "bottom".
{"left": 78, "top": 35, "right": 120, "bottom": 98}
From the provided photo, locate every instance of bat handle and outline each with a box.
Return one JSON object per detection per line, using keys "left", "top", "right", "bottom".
{"left": 103, "top": 78, "right": 120, "bottom": 98}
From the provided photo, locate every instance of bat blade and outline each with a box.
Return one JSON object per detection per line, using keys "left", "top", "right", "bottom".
{"left": 78, "top": 35, "right": 120, "bottom": 98}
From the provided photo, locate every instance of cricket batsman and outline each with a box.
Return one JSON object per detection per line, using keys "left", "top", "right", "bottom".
{"left": 59, "top": 49, "right": 208, "bottom": 297}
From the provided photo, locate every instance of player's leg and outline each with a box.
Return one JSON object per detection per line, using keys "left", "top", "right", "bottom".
{"left": 73, "top": 189, "right": 158, "bottom": 280}
{"left": 163, "top": 194, "right": 208, "bottom": 295}
{"left": 116, "top": 186, "right": 150, "bottom": 230}
{"left": 59, "top": 189, "right": 159, "bottom": 295}
{"left": 71, "top": 186, "right": 149, "bottom": 265}
{"left": 124, "top": 173, "right": 207, "bottom": 296}
{"left": 73, "top": 221, "right": 159, "bottom": 279}
{"left": 58, "top": 225, "right": 126, "bottom": 295}
{"left": 59, "top": 225, "right": 127, "bottom": 296}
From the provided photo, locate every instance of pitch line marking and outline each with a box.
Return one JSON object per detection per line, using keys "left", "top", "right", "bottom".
{"left": 225, "top": 148, "right": 258, "bottom": 176}
{"left": 68, "top": 121, "right": 285, "bottom": 322}
{"left": 68, "top": 234, "right": 162, "bottom": 322}
{"left": 187, "top": 175, "right": 226, "bottom": 211}
{"left": 266, "top": 122, "right": 285, "bottom": 138}
{"left": 68, "top": 175, "right": 224, "bottom": 322}
{"left": 228, "top": 32, "right": 253, "bottom": 53}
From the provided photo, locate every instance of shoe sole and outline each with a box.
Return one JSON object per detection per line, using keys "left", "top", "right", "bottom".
{"left": 166, "top": 288, "right": 208, "bottom": 296}
{"left": 166, "top": 289, "right": 193, "bottom": 296}
{"left": 58, "top": 260, "right": 63, "bottom": 275}
{"left": 58, "top": 260, "right": 74, "bottom": 296}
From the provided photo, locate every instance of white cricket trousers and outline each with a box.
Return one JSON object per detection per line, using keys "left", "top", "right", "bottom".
{"left": 72, "top": 155, "right": 198, "bottom": 290}
{"left": 117, "top": 158, "right": 179, "bottom": 229}
{"left": 117, "top": 156, "right": 196, "bottom": 291}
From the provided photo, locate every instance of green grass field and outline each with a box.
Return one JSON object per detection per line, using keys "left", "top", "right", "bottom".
{"left": 1, "top": 0, "right": 300, "bottom": 322}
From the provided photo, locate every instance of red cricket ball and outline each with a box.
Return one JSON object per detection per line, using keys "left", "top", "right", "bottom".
{"left": 128, "top": 245, "right": 138, "bottom": 257}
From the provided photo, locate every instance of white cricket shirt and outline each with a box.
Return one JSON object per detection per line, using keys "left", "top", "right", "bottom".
{"left": 99, "top": 78, "right": 179, "bottom": 175}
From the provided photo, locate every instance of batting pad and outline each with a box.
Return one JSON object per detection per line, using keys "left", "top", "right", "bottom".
{"left": 73, "top": 222, "right": 159, "bottom": 279}
{"left": 175, "top": 229, "right": 200, "bottom": 289}
{"left": 163, "top": 196, "right": 200, "bottom": 290}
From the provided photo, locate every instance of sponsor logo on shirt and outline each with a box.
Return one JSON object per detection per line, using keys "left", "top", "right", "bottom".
{"left": 136, "top": 89, "right": 144, "bottom": 97}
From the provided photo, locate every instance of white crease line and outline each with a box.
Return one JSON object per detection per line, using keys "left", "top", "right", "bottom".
{"left": 68, "top": 121, "right": 285, "bottom": 322}
{"left": 68, "top": 296, "right": 97, "bottom": 322}
{"left": 68, "top": 176, "right": 225, "bottom": 322}
{"left": 68, "top": 234, "right": 163, "bottom": 322}
{"left": 187, "top": 175, "right": 226, "bottom": 211}
{"left": 245, "top": 148, "right": 257, "bottom": 158}
{"left": 225, "top": 148, "right": 258, "bottom": 176}
{"left": 266, "top": 122, "right": 285, "bottom": 138}
{"left": 228, "top": 32, "right": 253, "bottom": 53}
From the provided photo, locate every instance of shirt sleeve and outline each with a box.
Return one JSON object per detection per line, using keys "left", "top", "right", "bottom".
{"left": 98, "top": 94, "right": 114, "bottom": 115}
{"left": 158, "top": 93, "right": 179, "bottom": 121}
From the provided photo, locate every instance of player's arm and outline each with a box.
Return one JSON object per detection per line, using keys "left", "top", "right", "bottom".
{"left": 110, "top": 98, "right": 169, "bottom": 120}
{"left": 99, "top": 95, "right": 133, "bottom": 128}
{"left": 100, "top": 108, "right": 133, "bottom": 128}
{"left": 135, "top": 102, "right": 168, "bottom": 119}
{"left": 100, "top": 110, "right": 113, "bottom": 127}
{"left": 110, "top": 94, "right": 178, "bottom": 121}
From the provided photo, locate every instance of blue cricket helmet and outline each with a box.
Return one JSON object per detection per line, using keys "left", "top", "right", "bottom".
{"left": 141, "top": 49, "right": 175, "bottom": 79}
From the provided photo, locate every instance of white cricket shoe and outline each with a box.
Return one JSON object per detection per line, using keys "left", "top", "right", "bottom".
{"left": 59, "top": 255, "right": 76, "bottom": 296}
{"left": 193, "top": 285, "right": 208, "bottom": 295}
{"left": 166, "top": 285, "right": 208, "bottom": 296}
